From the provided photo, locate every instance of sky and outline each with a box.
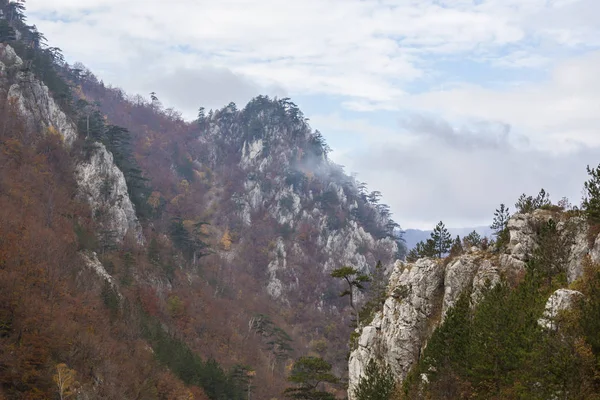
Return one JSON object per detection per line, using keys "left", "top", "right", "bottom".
{"left": 26, "top": 0, "right": 600, "bottom": 229}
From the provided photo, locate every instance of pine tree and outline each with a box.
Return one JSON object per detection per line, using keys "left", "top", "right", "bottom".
{"left": 430, "top": 221, "right": 452, "bottom": 258}
{"left": 0, "top": 20, "right": 16, "bottom": 42}
{"left": 330, "top": 266, "right": 371, "bottom": 327}
{"left": 407, "top": 238, "right": 438, "bottom": 261}
{"left": 449, "top": 235, "right": 463, "bottom": 257}
{"left": 583, "top": 164, "right": 600, "bottom": 223}
{"left": 463, "top": 230, "right": 482, "bottom": 248}
{"left": 420, "top": 291, "right": 472, "bottom": 381}
{"left": 490, "top": 204, "right": 510, "bottom": 248}
{"left": 515, "top": 189, "right": 551, "bottom": 213}
{"left": 353, "top": 359, "right": 396, "bottom": 400}
{"left": 490, "top": 204, "right": 510, "bottom": 233}
{"left": 197, "top": 106, "right": 206, "bottom": 123}
{"left": 284, "top": 357, "right": 338, "bottom": 400}
{"left": 369, "top": 260, "right": 387, "bottom": 303}
{"left": 358, "top": 261, "right": 389, "bottom": 326}
{"left": 529, "top": 219, "right": 570, "bottom": 286}
{"left": 406, "top": 247, "right": 419, "bottom": 263}
{"left": 423, "top": 238, "right": 437, "bottom": 257}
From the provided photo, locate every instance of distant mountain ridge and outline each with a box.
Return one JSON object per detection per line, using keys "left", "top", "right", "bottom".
{"left": 404, "top": 226, "right": 494, "bottom": 251}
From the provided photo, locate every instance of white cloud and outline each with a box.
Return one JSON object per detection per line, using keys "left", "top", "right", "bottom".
{"left": 27, "top": 0, "right": 600, "bottom": 108}
{"left": 329, "top": 113, "right": 599, "bottom": 229}
{"left": 406, "top": 51, "right": 600, "bottom": 150}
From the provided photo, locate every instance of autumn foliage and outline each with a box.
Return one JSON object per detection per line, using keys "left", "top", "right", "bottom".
{"left": 0, "top": 2, "right": 405, "bottom": 396}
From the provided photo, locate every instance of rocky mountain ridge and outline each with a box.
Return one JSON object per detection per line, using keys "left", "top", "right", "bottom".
{"left": 348, "top": 208, "right": 600, "bottom": 397}
{"left": 190, "top": 98, "right": 402, "bottom": 304}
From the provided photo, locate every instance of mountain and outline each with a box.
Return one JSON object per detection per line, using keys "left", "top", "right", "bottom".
{"left": 404, "top": 226, "right": 494, "bottom": 250}
{"left": 0, "top": 3, "right": 404, "bottom": 398}
{"left": 4, "top": 3, "right": 600, "bottom": 400}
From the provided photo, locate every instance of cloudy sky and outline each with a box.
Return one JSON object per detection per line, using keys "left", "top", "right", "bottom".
{"left": 27, "top": 0, "right": 600, "bottom": 229}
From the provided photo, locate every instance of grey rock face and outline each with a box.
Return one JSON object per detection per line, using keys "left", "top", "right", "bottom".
{"left": 538, "top": 289, "right": 583, "bottom": 330}
{"left": 348, "top": 259, "right": 444, "bottom": 396}
{"left": 76, "top": 143, "right": 143, "bottom": 243}
{"left": 229, "top": 136, "right": 398, "bottom": 302}
{"left": 566, "top": 217, "right": 591, "bottom": 283}
{"left": 81, "top": 251, "right": 118, "bottom": 288}
{"left": 0, "top": 45, "right": 77, "bottom": 145}
{"left": 503, "top": 210, "right": 592, "bottom": 283}
{"left": 442, "top": 256, "right": 479, "bottom": 317}
{"left": 349, "top": 210, "right": 600, "bottom": 397}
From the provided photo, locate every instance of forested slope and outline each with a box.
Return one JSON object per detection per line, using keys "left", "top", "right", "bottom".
{"left": 0, "top": 2, "right": 405, "bottom": 398}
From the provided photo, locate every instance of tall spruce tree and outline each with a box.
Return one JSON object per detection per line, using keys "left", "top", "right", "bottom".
{"left": 430, "top": 221, "right": 452, "bottom": 258}
{"left": 490, "top": 204, "right": 510, "bottom": 248}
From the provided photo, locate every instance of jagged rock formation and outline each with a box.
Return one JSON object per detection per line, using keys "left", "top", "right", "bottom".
{"left": 0, "top": 44, "right": 142, "bottom": 244}
{"left": 0, "top": 45, "right": 77, "bottom": 145}
{"left": 538, "top": 288, "right": 583, "bottom": 330}
{"left": 193, "top": 98, "right": 400, "bottom": 304}
{"left": 349, "top": 258, "right": 444, "bottom": 391}
{"left": 76, "top": 142, "right": 143, "bottom": 243}
{"left": 348, "top": 210, "right": 600, "bottom": 397}
{"left": 504, "top": 209, "right": 590, "bottom": 283}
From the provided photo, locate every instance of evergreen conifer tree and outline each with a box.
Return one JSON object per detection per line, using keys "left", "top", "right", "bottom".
{"left": 284, "top": 357, "right": 338, "bottom": 400}
{"left": 330, "top": 266, "right": 371, "bottom": 326}
{"left": 449, "top": 235, "right": 463, "bottom": 257}
{"left": 583, "top": 164, "right": 600, "bottom": 222}
{"left": 463, "top": 230, "right": 482, "bottom": 248}
{"left": 491, "top": 204, "right": 510, "bottom": 248}
{"left": 430, "top": 221, "right": 452, "bottom": 258}
{"left": 353, "top": 359, "right": 395, "bottom": 400}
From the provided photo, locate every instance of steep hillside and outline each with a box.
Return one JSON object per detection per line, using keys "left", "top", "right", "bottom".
{"left": 73, "top": 64, "right": 405, "bottom": 371}
{"left": 0, "top": 3, "right": 405, "bottom": 398}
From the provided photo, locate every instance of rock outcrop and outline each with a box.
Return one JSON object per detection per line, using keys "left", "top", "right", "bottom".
{"left": 503, "top": 209, "right": 593, "bottom": 283}
{"left": 349, "top": 259, "right": 444, "bottom": 393}
{"left": 76, "top": 142, "right": 143, "bottom": 243}
{"left": 348, "top": 210, "right": 600, "bottom": 397}
{"left": 0, "top": 44, "right": 142, "bottom": 244}
{"left": 538, "top": 289, "right": 583, "bottom": 330}
{"left": 0, "top": 45, "right": 77, "bottom": 145}
{"left": 81, "top": 251, "right": 118, "bottom": 288}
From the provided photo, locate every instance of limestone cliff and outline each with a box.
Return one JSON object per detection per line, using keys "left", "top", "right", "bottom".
{"left": 0, "top": 45, "right": 77, "bottom": 145}
{"left": 348, "top": 209, "right": 600, "bottom": 396}
{"left": 193, "top": 98, "right": 401, "bottom": 305}
{"left": 76, "top": 142, "right": 143, "bottom": 243}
